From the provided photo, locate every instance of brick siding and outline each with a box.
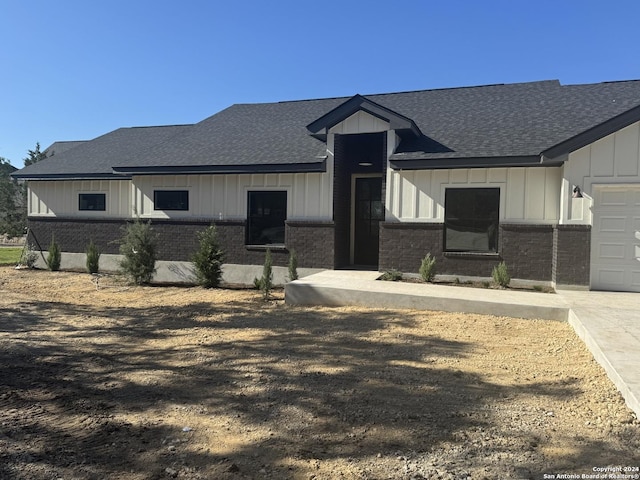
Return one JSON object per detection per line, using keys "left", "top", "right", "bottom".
{"left": 286, "top": 221, "right": 335, "bottom": 269}
{"left": 27, "top": 217, "right": 335, "bottom": 269}
{"left": 552, "top": 224, "right": 590, "bottom": 286}
{"left": 380, "top": 222, "right": 555, "bottom": 281}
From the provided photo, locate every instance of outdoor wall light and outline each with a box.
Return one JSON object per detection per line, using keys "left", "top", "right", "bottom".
{"left": 358, "top": 162, "right": 373, "bottom": 167}
{"left": 572, "top": 186, "right": 583, "bottom": 198}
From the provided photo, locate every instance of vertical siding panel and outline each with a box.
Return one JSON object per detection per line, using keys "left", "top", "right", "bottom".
{"left": 400, "top": 171, "right": 415, "bottom": 219}
{"left": 591, "top": 136, "right": 615, "bottom": 177}
{"left": 544, "top": 168, "right": 561, "bottom": 221}
{"left": 506, "top": 169, "right": 525, "bottom": 220}
{"left": 488, "top": 168, "right": 507, "bottom": 183}
{"left": 469, "top": 169, "right": 487, "bottom": 183}
{"left": 450, "top": 169, "right": 468, "bottom": 184}
{"left": 614, "top": 123, "right": 640, "bottom": 177}
{"left": 525, "top": 168, "right": 545, "bottom": 220}
{"left": 291, "top": 173, "right": 304, "bottom": 218}
{"left": 415, "top": 170, "right": 431, "bottom": 219}
{"left": 236, "top": 175, "right": 249, "bottom": 218}
{"left": 212, "top": 176, "right": 224, "bottom": 218}
{"left": 433, "top": 170, "right": 449, "bottom": 220}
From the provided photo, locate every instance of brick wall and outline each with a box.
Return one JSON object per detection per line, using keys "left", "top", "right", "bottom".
{"left": 286, "top": 221, "right": 335, "bottom": 269}
{"left": 380, "top": 222, "right": 555, "bottom": 281}
{"left": 500, "top": 224, "right": 553, "bottom": 280}
{"left": 27, "top": 217, "right": 335, "bottom": 269}
{"left": 552, "top": 225, "right": 590, "bottom": 286}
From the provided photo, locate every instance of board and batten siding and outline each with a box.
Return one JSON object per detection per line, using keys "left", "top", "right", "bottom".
{"left": 132, "top": 172, "right": 333, "bottom": 221}
{"left": 385, "top": 166, "right": 562, "bottom": 223}
{"left": 28, "top": 180, "right": 131, "bottom": 218}
{"left": 562, "top": 120, "right": 640, "bottom": 225}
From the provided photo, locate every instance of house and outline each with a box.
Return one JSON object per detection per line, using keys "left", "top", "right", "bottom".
{"left": 12, "top": 79, "right": 640, "bottom": 292}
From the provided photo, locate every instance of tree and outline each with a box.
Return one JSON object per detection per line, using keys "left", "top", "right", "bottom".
{"left": 119, "top": 217, "right": 157, "bottom": 285}
{"left": 192, "top": 225, "right": 224, "bottom": 288}
{"left": 0, "top": 157, "right": 23, "bottom": 237}
{"left": 0, "top": 143, "right": 50, "bottom": 237}
{"left": 24, "top": 142, "right": 47, "bottom": 167}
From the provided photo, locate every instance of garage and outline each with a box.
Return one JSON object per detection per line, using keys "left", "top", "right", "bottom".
{"left": 591, "top": 185, "right": 640, "bottom": 292}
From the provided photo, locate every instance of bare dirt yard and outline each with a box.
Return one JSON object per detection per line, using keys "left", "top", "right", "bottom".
{"left": 0, "top": 267, "right": 638, "bottom": 480}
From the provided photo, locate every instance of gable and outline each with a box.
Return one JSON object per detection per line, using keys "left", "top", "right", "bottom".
{"left": 329, "top": 110, "right": 390, "bottom": 135}
{"left": 306, "top": 94, "right": 421, "bottom": 141}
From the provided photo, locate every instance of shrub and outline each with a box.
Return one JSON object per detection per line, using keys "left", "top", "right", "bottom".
{"left": 419, "top": 253, "right": 437, "bottom": 282}
{"left": 20, "top": 243, "right": 38, "bottom": 268}
{"left": 192, "top": 225, "right": 224, "bottom": 288}
{"left": 254, "top": 248, "right": 273, "bottom": 299}
{"left": 46, "top": 237, "right": 61, "bottom": 271}
{"left": 380, "top": 269, "right": 403, "bottom": 281}
{"left": 119, "top": 217, "right": 157, "bottom": 285}
{"left": 86, "top": 240, "right": 101, "bottom": 274}
{"left": 288, "top": 249, "right": 299, "bottom": 282}
{"left": 492, "top": 261, "right": 511, "bottom": 288}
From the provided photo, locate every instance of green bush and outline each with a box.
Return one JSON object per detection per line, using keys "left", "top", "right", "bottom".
{"left": 192, "top": 225, "right": 224, "bottom": 288}
{"left": 288, "top": 249, "right": 299, "bottom": 282}
{"left": 21, "top": 243, "right": 38, "bottom": 268}
{"left": 85, "top": 240, "right": 101, "bottom": 274}
{"left": 254, "top": 248, "right": 273, "bottom": 299}
{"left": 492, "top": 261, "right": 511, "bottom": 288}
{"left": 119, "top": 217, "right": 157, "bottom": 285}
{"left": 419, "top": 253, "right": 437, "bottom": 282}
{"left": 46, "top": 237, "right": 61, "bottom": 271}
{"left": 380, "top": 269, "right": 403, "bottom": 281}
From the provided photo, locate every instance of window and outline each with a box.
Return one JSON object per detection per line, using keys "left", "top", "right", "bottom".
{"left": 444, "top": 188, "right": 499, "bottom": 252}
{"left": 79, "top": 193, "right": 106, "bottom": 211}
{"left": 154, "top": 190, "right": 189, "bottom": 211}
{"left": 247, "top": 191, "right": 287, "bottom": 245}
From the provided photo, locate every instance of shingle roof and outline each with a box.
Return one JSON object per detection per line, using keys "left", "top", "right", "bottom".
{"left": 44, "top": 141, "right": 87, "bottom": 157}
{"left": 13, "top": 79, "right": 640, "bottom": 178}
{"left": 14, "top": 125, "right": 192, "bottom": 179}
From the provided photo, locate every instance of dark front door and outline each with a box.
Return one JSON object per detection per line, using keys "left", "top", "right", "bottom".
{"left": 353, "top": 176, "right": 383, "bottom": 266}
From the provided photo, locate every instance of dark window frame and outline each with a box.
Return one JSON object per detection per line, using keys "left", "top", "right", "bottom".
{"left": 78, "top": 193, "right": 106, "bottom": 211}
{"left": 444, "top": 187, "right": 500, "bottom": 253}
{"left": 154, "top": 190, "right": 189, "bottom": 211}
{"left": 246, "top": 191, "right": 287, "bottom": 246}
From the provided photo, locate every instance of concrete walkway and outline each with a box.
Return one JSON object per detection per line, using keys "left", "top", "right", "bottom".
{"left": 285, "top": 270, "right": 640, "bottom": 419}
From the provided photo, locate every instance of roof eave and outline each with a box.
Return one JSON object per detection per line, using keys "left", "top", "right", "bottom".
{"left": 112, "top": 161, "right": 327, "bottom": 175}
{"left": 542, "top": 103, "right": 640, "bottom": 161}
{"left": 389, "top": 155, "right": 557, "bottom": 170}
{"left": 10, "top": 172, "right": 131, "bottom": 181}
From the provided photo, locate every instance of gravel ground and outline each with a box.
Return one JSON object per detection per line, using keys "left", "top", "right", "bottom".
{"left": 0, "top": 267, "right": 638, "bottom": 480}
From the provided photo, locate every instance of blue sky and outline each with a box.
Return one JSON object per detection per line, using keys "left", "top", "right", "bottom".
{"left": 1, "top": 0, "right": 639, "bottom": 167}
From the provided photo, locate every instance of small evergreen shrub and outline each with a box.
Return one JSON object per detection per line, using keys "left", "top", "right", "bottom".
{"left": 492, "top": 261, "right": 511, "bottom": 288}
{"left": 254, "top": 248, "right": 273, "bottom": 299}
{"left": 46, "top": 237, "right": 61, "bottom": 271}
{"left": 86, "top": 240, "right": 101, "bottom": 274}
{"left": 119, "top": 217, "right": 157, "bottom": 285}
{"left": 380, "top": 269, "right": 403, "bottom": 281}
{"left": 192, "top": 225, "right": 224, "bottom": 288}
{"left": 419, "top": 253, "right": 437, "bottom": 283}
{"left": 288, "top": 249, "right": 299, "bottom": 282}
{"left": 21, "top": 243, "right": 38, "bottom": 268}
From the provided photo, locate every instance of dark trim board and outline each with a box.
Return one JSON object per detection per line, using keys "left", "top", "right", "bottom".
{"left": 112, "top": 161, "right": 327, "bottom": 175}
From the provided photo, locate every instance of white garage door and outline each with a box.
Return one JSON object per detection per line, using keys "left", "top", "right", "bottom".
{"left": 591, "top": 185, "right": 640, "bottom": 292}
